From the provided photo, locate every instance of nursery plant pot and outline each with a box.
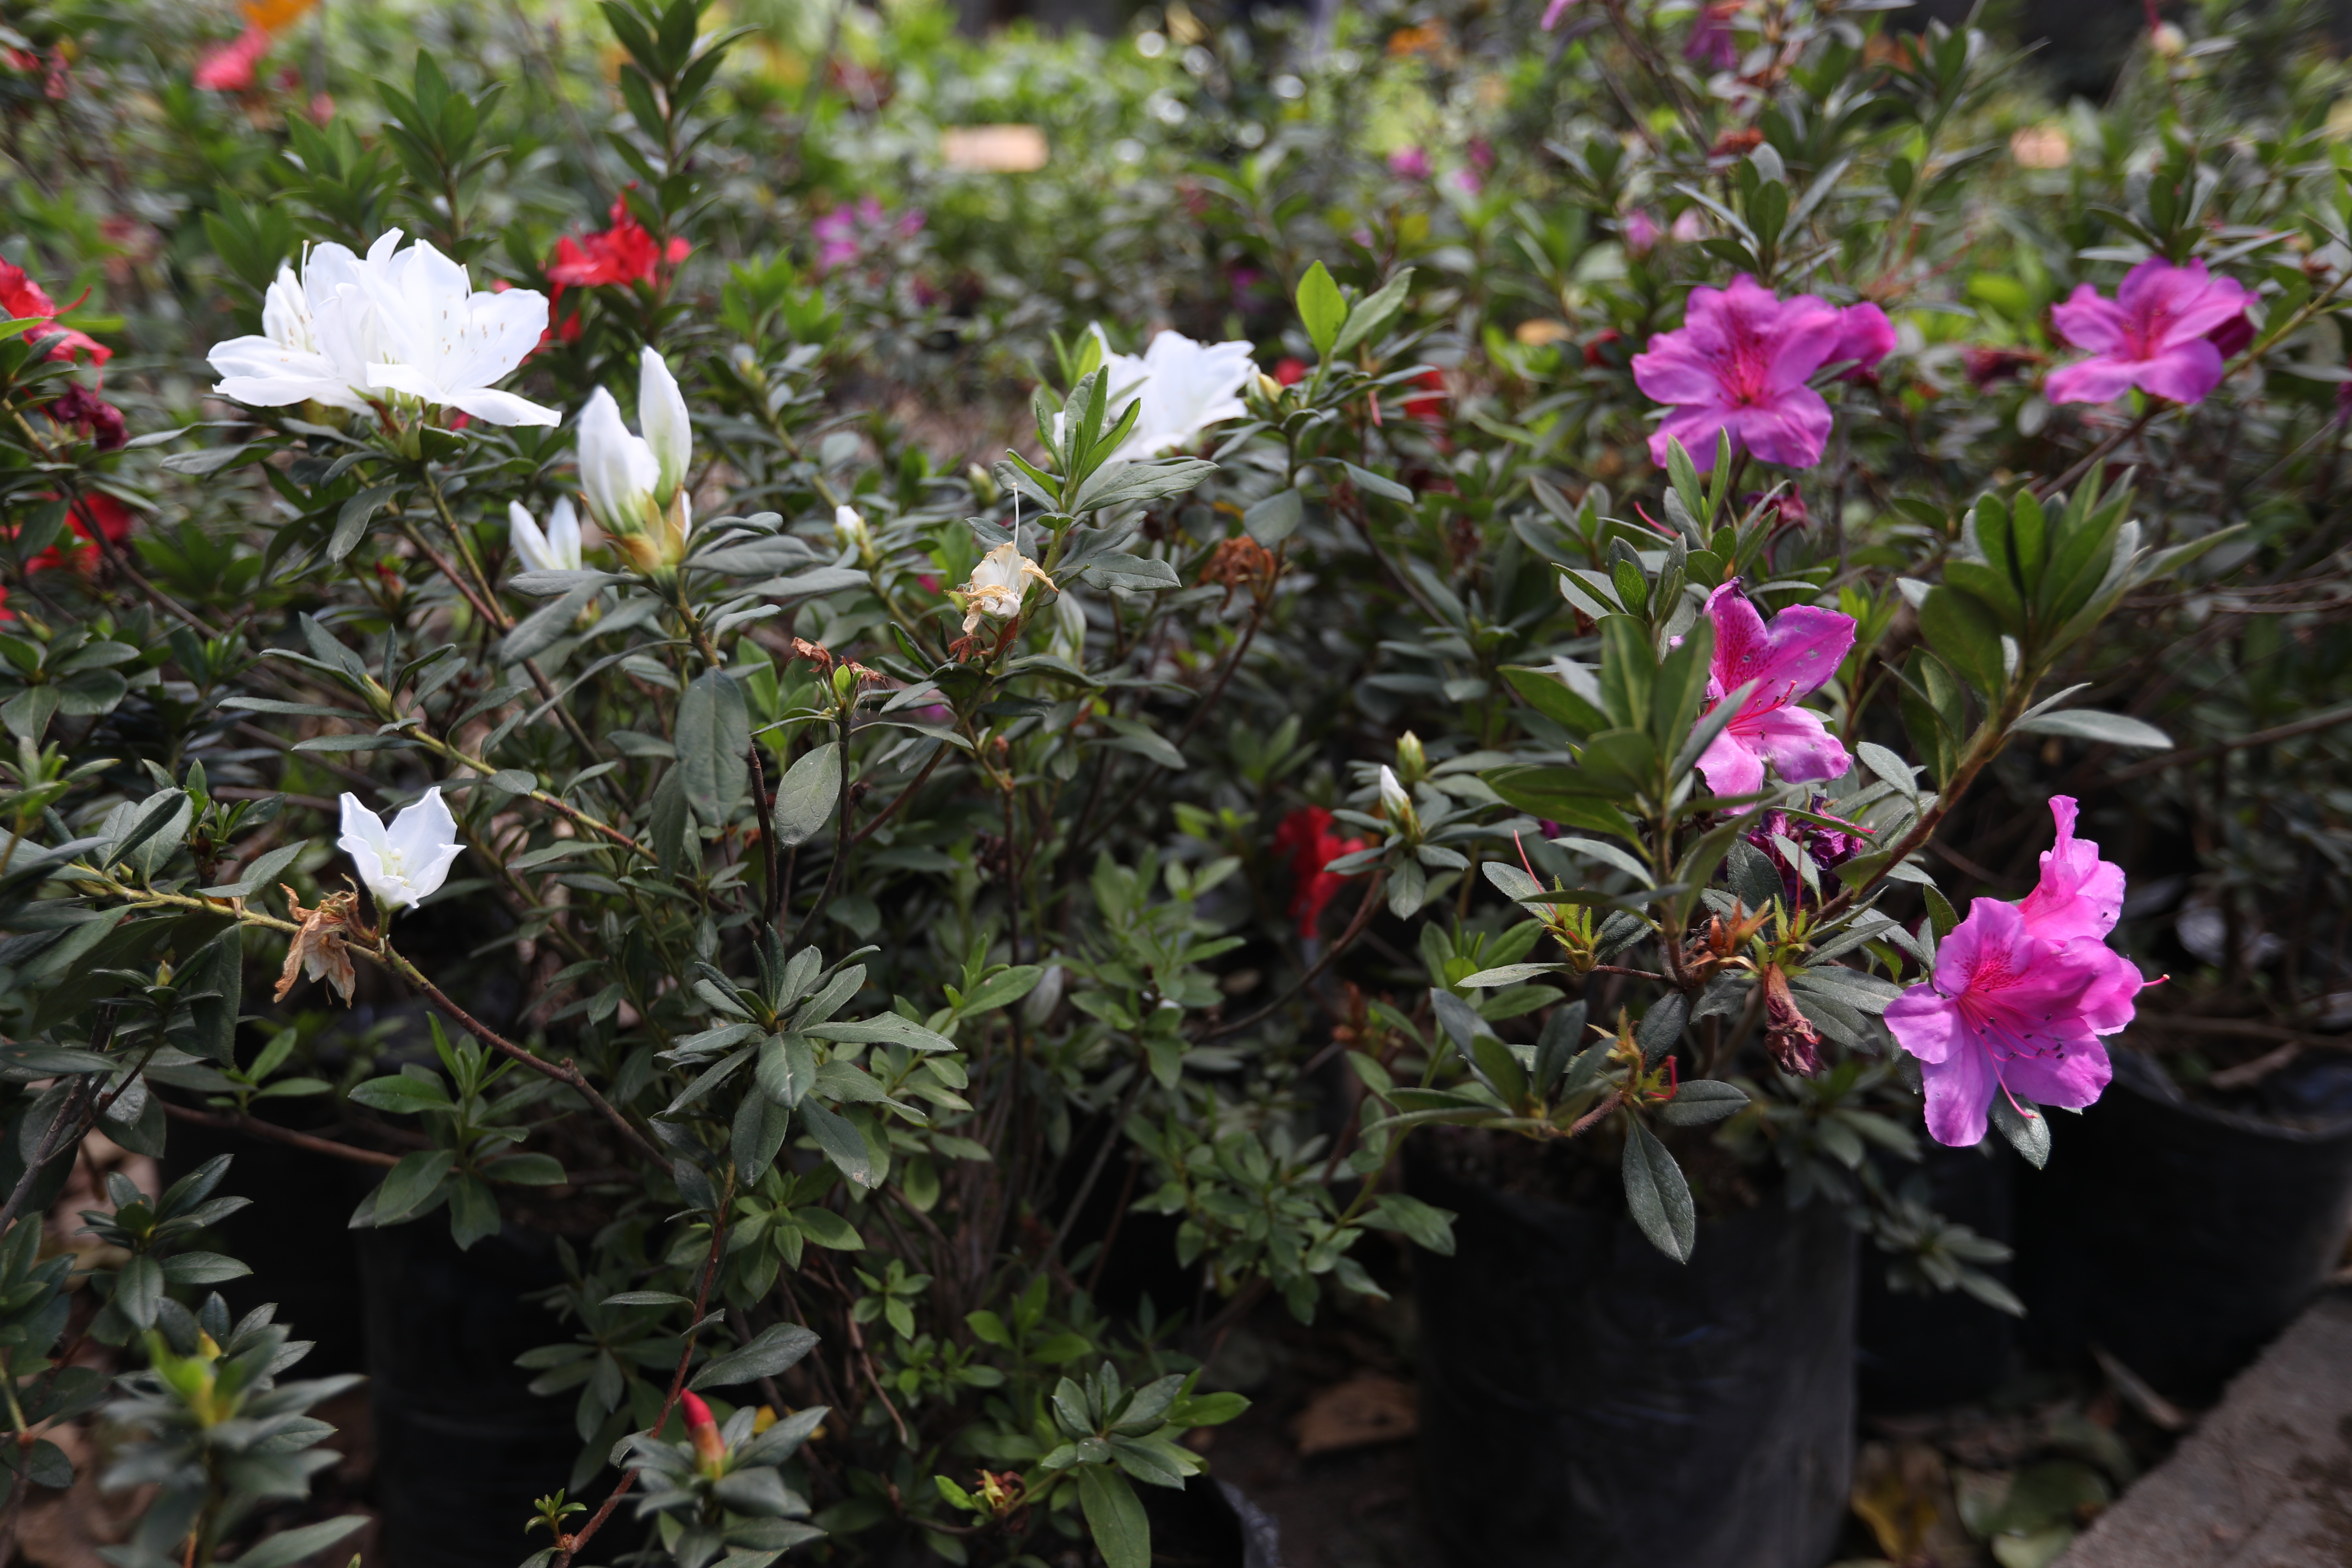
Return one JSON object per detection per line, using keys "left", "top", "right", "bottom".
{"left": 2013, "top": 1047, "right": 2352, "bottom": 1404}
{"left": 1137, "top": 1473, "right": 1285, "bottom": 1568}
{"left": 1856, "top": 1141, "right": 2018, "bottom": 1412}
{"left": 358, "top": 1219, "right": 583, "bottom": 1568}
{"left": 1409, "top": 1137, "right": 1855, "bottom": 1568}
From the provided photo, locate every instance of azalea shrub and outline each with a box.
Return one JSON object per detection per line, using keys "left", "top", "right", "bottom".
{"left": 3, "top": 0, "right": 2352, "bottom": 1563}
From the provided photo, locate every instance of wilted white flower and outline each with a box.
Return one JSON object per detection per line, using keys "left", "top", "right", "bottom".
{"left": 507, "top": 498, "right": 582, "bottom": 575}
{"left": 577, "top": 348, "right": 693, "bottom": 569}
{"left": 209, "top": 230, "right": 558, "bottom": 426}
{"left": 338, "top": 787, "right": 464, "bottom": 913}
{"left": 953, "top": 541, "right": 1056, "bottom": 634}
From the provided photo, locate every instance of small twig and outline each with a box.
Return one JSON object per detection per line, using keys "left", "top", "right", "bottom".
{"left": 748, "top": 745, "right": 781, "bottom": 931}
{"left": 848, "top": 741, "right": 948, "bottom": 848}
{"left": 2102, "top": 700, "right": 2352, "bottom": 785}
{"left": 1203, "top": 872, "right": 1387, "bottom": 1042}
{"left": 2030, "top": 407, "right": 2158, "bottom": 501}
{"left": 156, "top": 1102, "right": 399, "bottom": 1168}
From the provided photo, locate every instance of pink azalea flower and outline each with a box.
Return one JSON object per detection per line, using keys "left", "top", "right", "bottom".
{"left": 1886, "top": 797, "right": 2139, "bottom": 1147}
{"left": 1631, "top": 274, "right": 1846, "bottom": 472}
{"left": 1388, "top": 147, "right": 1432, "bottom": 180}
{"left": 194, "top": 23, "right": 270, "bottom": 92}
{"left": 1620, "top": 209, "right": 1662, "bottom": 255}
{"left": 2045, "top": 258, "right": 2255, "bottom": 407}
{"left": 1691, "top": 582, "right": 1856, "bottom": 796}
{"left": 1829, "top": 302, "right": 1896, "bottom": 379}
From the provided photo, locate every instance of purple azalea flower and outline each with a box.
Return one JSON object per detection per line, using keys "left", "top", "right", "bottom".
{"left": 2045, "top": 258, "right": 2255, "bottom": 407}
{"left": 1886, "top": 797, "right": 2141, "bottom": 1147}
{"left": 1691, "top": 582, "right": 1857, "bottom": 797}
{"left": 1621, "top": 209, "right": 1662, "bottom": 255}
{"left": 1683, "top": 1, "right": 1744, "bottom": 71}
{"left": 1630, "top": 274, "right": 1847, "bottom": 472}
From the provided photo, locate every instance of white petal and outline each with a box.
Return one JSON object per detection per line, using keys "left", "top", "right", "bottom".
{"left": 576, "top": 389, "right": 657, "bottom": 532}
{"left": 638, "top": 347, "right": 692, "bottom": 502}
{"left": 447, "top": 286, "right": 551, "bottom": 392}
{"left": 547, "top": 498, "right": 582, "bottom": 570}
{"left": 509, "top": 503, "right": 556, "bottom": 575}
{"left": 444, "top": 386, "right": 562, "bottom": 428}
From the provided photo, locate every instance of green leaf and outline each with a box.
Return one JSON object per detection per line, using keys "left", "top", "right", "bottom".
{"left": 1078, "top": 1464, "right": 1153, "bottom": 1568}
{"left": 113, "top": 1254, "right": 163, "bottom": 1329}
{"left": 678, "top": 669, "right": 752, "bottom": 826}
{"left": 774, "top": 742, "right": 842, "bottom": 846}
{"left": 1658, "top": 1079, "right": 1749, "bottom": 1126}
{"left": 692, "top": 1322, "right": 821, "bottom": 1390}
{"left": 228, "top": 1516, "right": 370, "bottom": 1568}
{"left": 1363, "top": 1193, "right": 1456, "bottom": 1255}
{"left": 2011, "top": 709, "right": 2171, "bottom": 750}
{"left": 1989, "top": 1091, "right": 2051, "bottom": 1170}
{"left": 348, "top": 1075, "right": 455, "bottom": 1114}
{"left": 1918, "top": 586, "right": 2007, "bottom": 699}
{"left": 1243, "top": 488, "right": 1303, "bottom": 547}
{"left": 329, "top": 485, "right": 399, "bottom": 564}
{"left": 799, "top": 1098, "right": 877, "bottom": 1188}
{"left": 960, "top": 965, "right": 1044, "bottom": 1013}
{"left": 364, "top": 1148, "right": 457, "bottom": 1226}
{"left": 1332, "top": 266, "right": 1415, "bottom": 356}
{"left": 1621, "top": 1119, "right": 1695, "bottom": 1262}
{"left": 1296, "top": 261, "right": 1346, "bottom": 356}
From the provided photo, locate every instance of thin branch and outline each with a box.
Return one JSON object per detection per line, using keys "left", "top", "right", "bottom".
{"left": 1202, "top": 872, "right": 1388, "bottom": 1042}
{"left": 156, "top": 1102, "right": 399, "bottom": 1168}
{"left": 2101, "top": 700, "right": 2352, "bottom": 785}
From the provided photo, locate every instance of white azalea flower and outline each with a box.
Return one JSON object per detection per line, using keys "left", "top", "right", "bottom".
{"left": 508, "top": 498, "right": 582, "bottom": 574}
{"left": 351, "top": 230, "right": 559, "bottom": 426}
{"left": 575, "top": 348, "right": 693, "bottom": 568}
{"left": 1081, "top": 325, "right": 1257, "bottom": 462}
{"left": 206, "top": 248, "right": 379, "bottom": 413}
{"left": 953, "top": 541, "right": 1056, "bottom": 634}
{"left": 209, "top": 230, "right": 557, "bottom": 426}
{"left": 338, "top": 787, "right": 464, "bottom": 913}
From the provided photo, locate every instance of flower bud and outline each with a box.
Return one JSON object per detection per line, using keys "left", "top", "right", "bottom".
{"left": 2150, "top": 20, "right": 2185, "bottom": 55}
{"left": 681, "top": 1390, "right": 726, "bottom": 1473}
{"left": 1394, "top": 731, "right": 1427, "bottom": 787}
{"left": 1377, "top": 764, "right": 1417, "bottom": 833}
{"left": 967, "top": 462, "right": 1002, "bottom": 508}
{"left": 1256, "top": 371, "right": 1285, "bottom": 403}
{"left": 835, "top": 504, "right": 875, "bottom": 565}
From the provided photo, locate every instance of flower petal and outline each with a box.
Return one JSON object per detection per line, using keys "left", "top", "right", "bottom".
{"left": 1921, "top": 1043, "right": 1995, "bottom": 1148}
{"left": 1748, "top": 703, "right": 1853, "bottom": 785}
{"left": 2049, "top": 284, "right": 2127, "bottom": 354}
{"left": 2045, "top": 356, "right": 2144, "bottom": 407}
{"left": 1694, "top": 725, "right": 1767, "bottom": 796}
{"left": 2133, "top": 340, "right": 2226, "bottom": 406}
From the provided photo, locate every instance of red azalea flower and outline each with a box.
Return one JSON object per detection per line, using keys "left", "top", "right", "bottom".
{"left": 1403, "top": 368, "right": 1447, "bottom": 422}
{"left": 1274, "top": 358, "right": 1307, "bottom": 386}
{"left": 0, "top": 258, "right": 108, "bottom": 367}
{"left": 1272, "top": 806, "right": 1369, "bottom": 938}
{"left": 12, "top": 490, "right": 132, "bottom": 576}
{"left": 542, "top": 195, "right": 689, "bottom": 345}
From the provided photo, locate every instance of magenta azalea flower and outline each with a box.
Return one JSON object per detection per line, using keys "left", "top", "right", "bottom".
{"left": 1691, "top": 583, "right": 1856, "bottom": 796}
{"left": 2045, "top": 258, "right": 2255, "bottom": 407}
{"left": 1388, "top": 146, "right": 1433, "bottom": 180}
{"left": 1886, "top": 797, "right": 2141, "bottom": 1147}
{"left": 1631, "top": 275, "right": 1847, "bottom": 472}
{"left": 1829, "top": 302, "right": 1896, "bottom": 379}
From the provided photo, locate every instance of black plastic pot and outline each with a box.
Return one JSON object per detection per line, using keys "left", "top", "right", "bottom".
{"left": 2013, "top": 1048, "right": 2352, "bottom": 1404}
{"left": 1410, "top": 1140, "right": 1855, "bottom": 1568}
{"left": 1137, "top": 1473, "right": 1284, "bottom": 1568}
{"left": 1856, "top": 1142, "right": 2018, "bottom": 1412}
{"left": 358, "top": 1219, "right": 584, "bottom": 1568}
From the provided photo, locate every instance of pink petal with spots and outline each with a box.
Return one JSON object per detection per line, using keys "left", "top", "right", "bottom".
{"left": 1749, "top": 704, "right": 1853, "bottom": 785}
{"left": 1705, "top": 585, "right": 1856, "bottom": 704}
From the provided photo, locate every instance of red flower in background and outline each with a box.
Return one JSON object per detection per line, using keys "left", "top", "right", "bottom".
{"left": 1272, "top": 807, "right": 1369, "bottom": 938}
{"left": 0, "top": 258, "right": 108, "bottom": 367}
{"left": 541, "top": 195, "right": 692, "bottom": 344}
{"left": 7, "top": 490, "right": 134, "bottom": 585}
{"left": 1273, "top": 358, "right": 1307, "bottom": 387}
{"left": 1403, "top": 368, "right": 1447, "bottom": 422}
